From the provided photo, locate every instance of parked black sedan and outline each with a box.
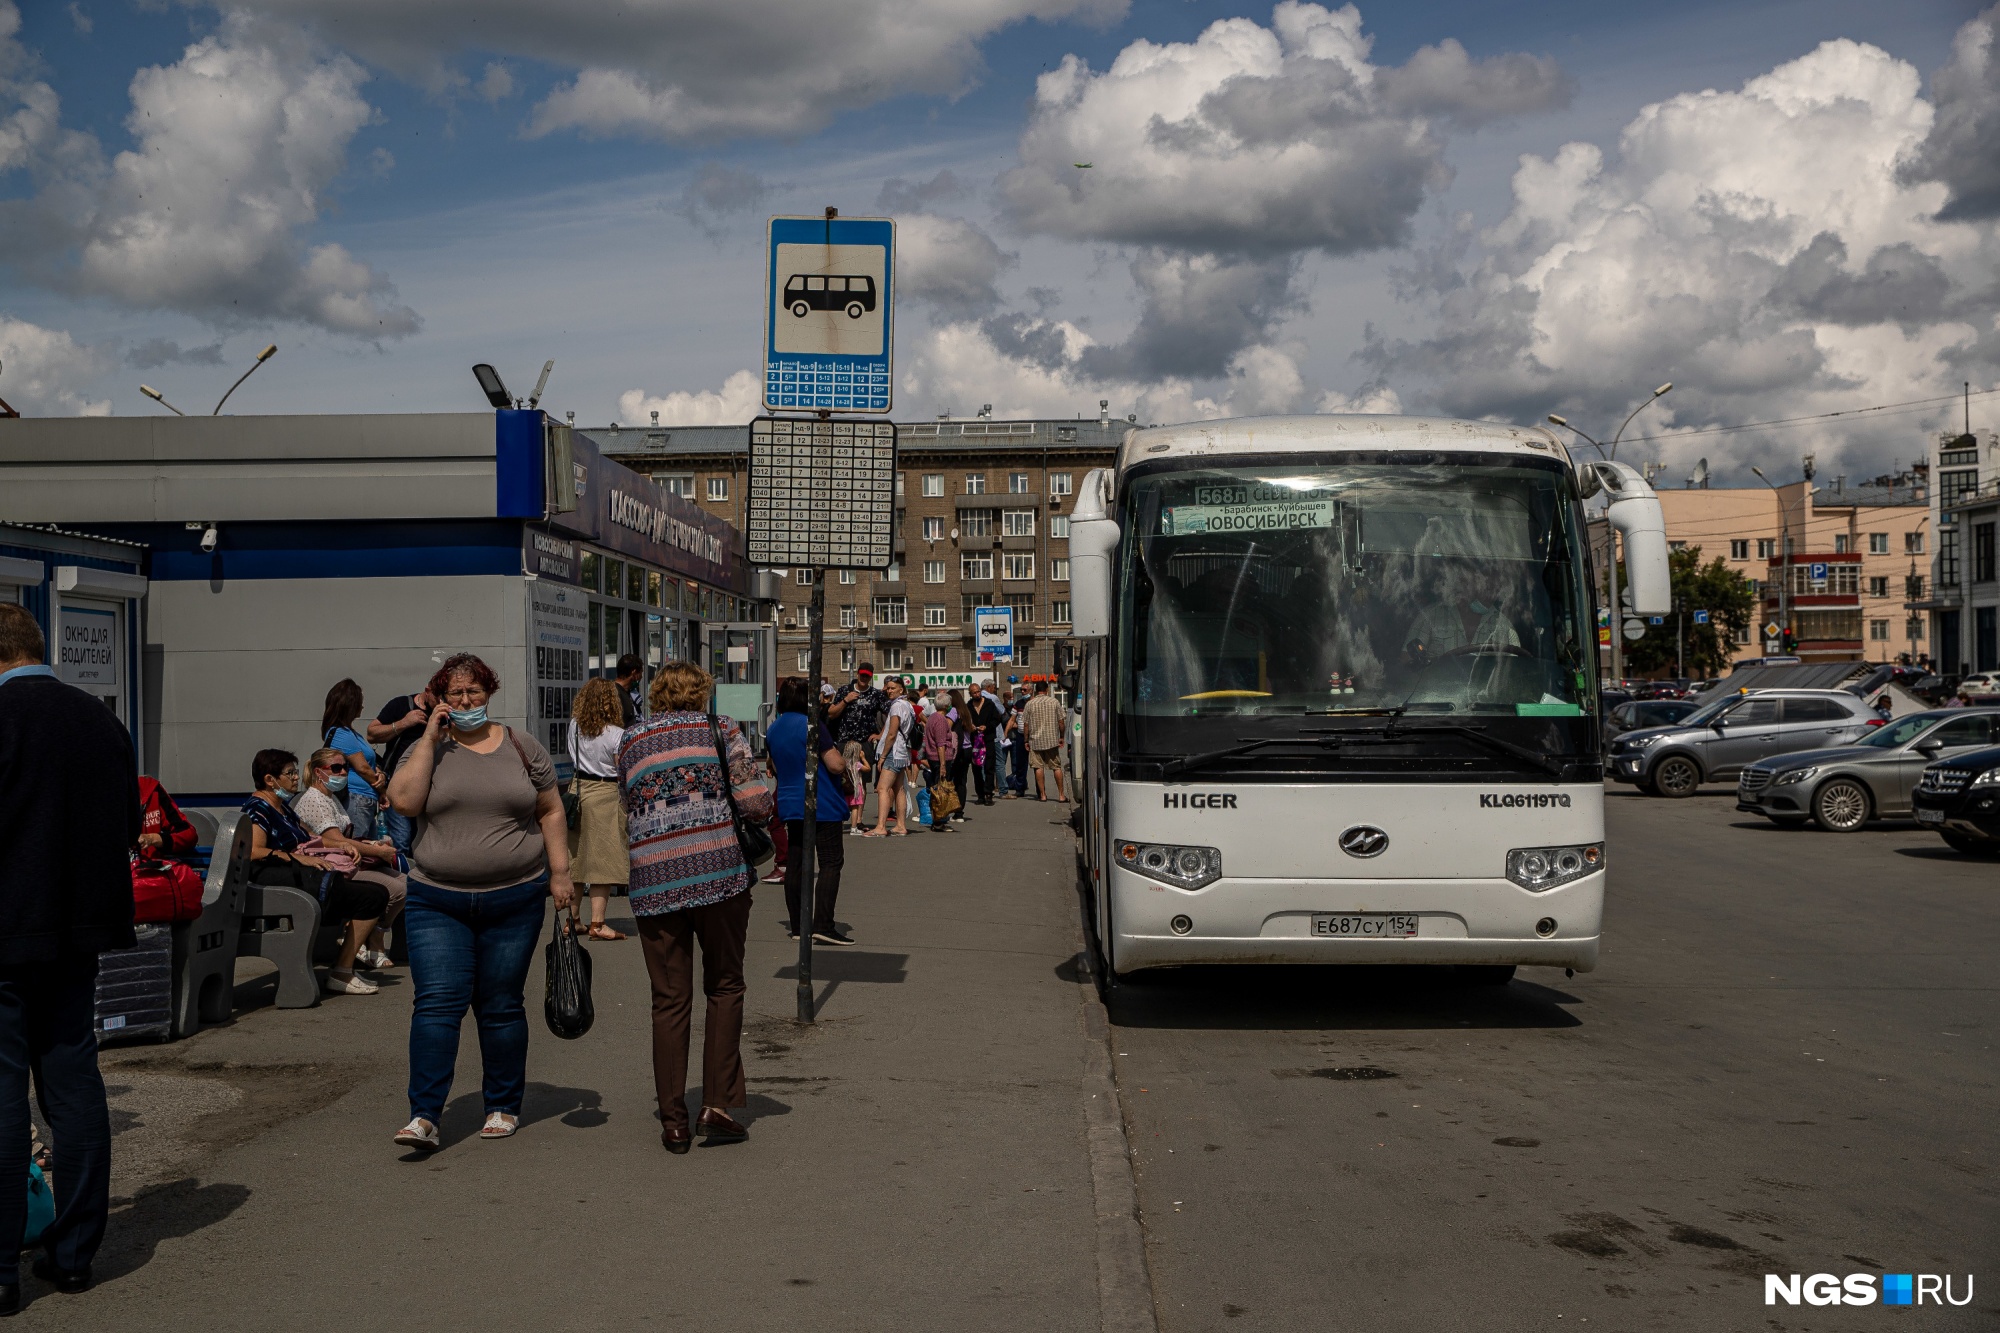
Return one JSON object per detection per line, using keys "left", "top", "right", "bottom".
{"left": 1911, "top": 743, "right": 2000, "bottom": 856}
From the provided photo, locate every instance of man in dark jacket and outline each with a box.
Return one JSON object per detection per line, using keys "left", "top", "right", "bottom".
{"left": 0, "top": 604, "right": 138, "bottom": 1307}
{"left": 962, "top": 680, "right": 1005, "bottom": 805}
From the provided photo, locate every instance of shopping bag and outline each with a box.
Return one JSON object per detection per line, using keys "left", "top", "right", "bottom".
{"left": 931, "top": 779, "right": 961, "bottom": 821}
{"left": 23, "top": 1158, "right": 52, "bottom": 1247}
{"left": 543, "top": 915, "right": 594, "bottom": 1040}
{"left": 914, "top": 783, "right": 933, "bottom": 826}
{"left": 131, "top": 857, "right": 204, "bottom": 923}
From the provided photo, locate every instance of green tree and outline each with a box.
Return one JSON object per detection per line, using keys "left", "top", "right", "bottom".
{"left": 1619, "top": 546, "right": 1756, "bottom": 679}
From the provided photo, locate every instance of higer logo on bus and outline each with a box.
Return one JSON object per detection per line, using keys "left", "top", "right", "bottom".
{"left": 1764, "top": 1272, "right": 1974, "bottom": 1306}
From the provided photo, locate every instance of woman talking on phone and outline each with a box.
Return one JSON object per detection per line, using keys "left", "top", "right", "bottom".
{"left": 384, "top": 653, "right": 573, "bottom": 1152}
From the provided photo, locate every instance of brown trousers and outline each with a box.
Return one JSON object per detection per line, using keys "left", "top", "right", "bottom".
{"left": 636, "top": 891, "right": 752, "bottom": 1131}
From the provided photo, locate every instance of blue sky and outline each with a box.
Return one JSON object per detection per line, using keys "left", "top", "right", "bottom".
{"left": 0, "top": 0, "right": 1993, "bottom": 483}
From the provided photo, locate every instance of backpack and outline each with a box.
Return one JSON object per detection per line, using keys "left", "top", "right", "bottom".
{"left": 901, "top": 703, "right": 922, "bottom": 753}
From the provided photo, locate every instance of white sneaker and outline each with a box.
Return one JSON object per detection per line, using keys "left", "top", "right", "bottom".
{"left": 324, "top": 969, "right": 378, "bottom": 996}
{"left": 479, "top": 1112, "right": 519, "bottom": 1139}
{"left": 394, "top": 1117, "right": 440, "bottom": 1151}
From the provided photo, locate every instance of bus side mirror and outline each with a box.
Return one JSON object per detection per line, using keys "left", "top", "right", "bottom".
{"left": 1590, "top": 460, "right": 1671, "bottom": 615}
{"left": 1069, "top": 468, "right": 1118, "bottom": 640}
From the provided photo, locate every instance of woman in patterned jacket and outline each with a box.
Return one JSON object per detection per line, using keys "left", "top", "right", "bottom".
{"left": 618, "top": 661, "right": 775, "bottom": 1153}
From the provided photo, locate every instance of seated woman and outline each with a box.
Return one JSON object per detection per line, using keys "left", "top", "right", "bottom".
{"left": 136, "top": 775, "right": 199, "bottom": 861}
{"left": 296, "top": 747, "right": 408, "bottom": 970}
{"left": 240, "top": 748, "right": 391, "bottom": 997}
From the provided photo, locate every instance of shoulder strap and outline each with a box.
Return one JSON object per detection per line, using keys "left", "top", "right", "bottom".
{"left": 504, "top": 726, "right": 534, "bottom": 777}
{"left": 709, "top": 713, "right": 748, "bottom": 822}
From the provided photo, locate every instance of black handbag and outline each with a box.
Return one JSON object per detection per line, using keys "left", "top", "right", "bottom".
{"left": 709, "top": 713, "right": 777, "bottom": 872}
{"left": 543, "top": 914, "right": 594, "bottom": 1040}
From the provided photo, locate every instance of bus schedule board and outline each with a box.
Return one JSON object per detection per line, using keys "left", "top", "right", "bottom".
{"left": 746, "top": 417, "right": 898, "bottom": 569}
{"left": 764, "top": 215, "right": 894, "bottom": 414}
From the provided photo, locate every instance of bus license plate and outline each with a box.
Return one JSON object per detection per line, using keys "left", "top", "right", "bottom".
{"left": 1915, "top": 807, "right": 1944, "bottom": 824}
{"left": 1312, "top": 913, "right": 1418, "bottom": 938}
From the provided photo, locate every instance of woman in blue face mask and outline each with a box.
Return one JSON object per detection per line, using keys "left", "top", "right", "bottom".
{"left": 383, "top": 653, "right": 575, "bottom": 1151}
{"left": 295, "top": 747, "right": 407, "bottom": 979}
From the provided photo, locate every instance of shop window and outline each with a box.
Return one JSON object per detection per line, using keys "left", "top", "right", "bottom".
{"left": 1051, "top": 515, "right": 1070, "bottom": 539}
{"left": 647, "top": 571, "right": 662, "bottom": 607}
{"left": 1729, "top": 539, "right": 1748, "bottom": 560}
{"left": 581, "top": 550, "right": 600, "bottom": 591}
{"left": 922, "top": 474, "right": 944, "bottom": 497}
{"left": 1002, "top": 554, "right": 1034, "bottom": 580}
{"left": 708, "top": 477, "right": 729, "bottom": 501}
{"left": 923, "top": 561, "right": 946, "bottom": 583}
{"left": 925, "top": 646, "right": 948, "bottom": 670}
{"left": 628, "top": 565, "right": 645, "bottom": 602}
{"left": 665, "top": 578, "right": 681, "bottom": 610}
{"left": 605, "top": 559, "right": 626, "bottom": 600}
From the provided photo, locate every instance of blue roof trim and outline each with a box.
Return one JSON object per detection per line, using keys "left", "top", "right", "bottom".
{"left": 76, "top": 520, "right": 525, "bottom": 581}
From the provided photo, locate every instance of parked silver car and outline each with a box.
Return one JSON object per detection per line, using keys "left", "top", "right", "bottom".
{"left": 1736, "top": 708, "right": 2000, "bottom": 830}
{"left": 1606, "top": 688, "right": 1882, "bottom": 797}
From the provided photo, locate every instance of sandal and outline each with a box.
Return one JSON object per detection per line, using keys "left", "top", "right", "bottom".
{"left": 858, "top": 829, "right": 890, "bottom": 838}
{"left": 394, "top": 1117, "right": 441, "bottom": 1151}
{"left": 479, "top": 1112, "right": 519, "bottom": 1139}
{"left": 587, "top": 922, "right": 627, "bottom": 941}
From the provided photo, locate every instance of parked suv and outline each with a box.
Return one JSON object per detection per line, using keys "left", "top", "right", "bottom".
{"left": 1735, "top": 708, "right": 2000, "bottom": 831}
{"left": 1606, "top": 689, "right": 1881, "bottom": 797}
{"left": 1911, "top": 744, "right": 2000, "bottom": 855}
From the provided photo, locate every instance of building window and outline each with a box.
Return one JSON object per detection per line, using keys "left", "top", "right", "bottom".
{"left": 1735, "top": 623, "right": 1752, "bottom": 645}
{"left": 1907, "top": 616, "right": 1926, "bottom": 642}
{"left": 965, "top": 473, "right": 986, "bottom": 495}
{"left": 1003, "top": 592, "right": 1034, "bottom": 624}
{"left": 883, "top": 563, "right": 901, "bottom": 582}
{"left": 960, "top": 509, "right": 993, "bottom": 537}
{"left": 1975, "top": 522, "right": 1996, "bottom": 582}
{"left": 1757, "top": 538, "right": 1777, "bottom": 559}
{"left": 1907, "top": 574, "right": 1926, "bottom": 599}
{"left": 658, "top": 474, "right": 695, "bottom": 499}
{"left": 1668, "top": 540, "right": 1687, "bottom": 552}
{"left": 1789, "top": 564, "right": 1859, "bottom": 595}
{"left": 838, "top": 569, "right": 856, "bottom": 584}
{"left": 797, "top": 650, "right": 811, "bottom": 671}
{"left": 923, "top": 560, "right": 946, "bottom": 583}
{"left": 838, "top": 606, "right": 857, "bottom": 629}
{"left": 961, "top": 592, "right": 998, "bottom": 620}
{"left": 1868, "top": 532, "right": 1889, "bottom": 555}
{"left": 1941, "top": 468, "right": 1979, "bottom": 506}
{"left": 882, "top": 647, "right": 904, "bottom": 670}
{"left": 1050, "top": 472, "right": 1073, "bottom": 496}
{"left": 1002, "top": 553, "right": 1034, "bottom": 580}
{"left": 1729, "top": 539, "right": 1749, "bottom": 560}
{"left": 1003, "top": 509, "right": 1036, "bottom": 537}
{"left": 1869, "top": 618, "right": 1890, "bottom": 641}
{"left": 1051, "top": 514, "right": 1071, "bottom": 539}
{"left": 1050, "top": 558, "right": 1070, "bottom": 582}
{"left": 924, "top": 604, "right": 948, "bottom": 627}
{"left": 1868, "top": 576, "right": 1889, "bottom": 597}
{"left": 840, "top": 648, "right": 855, "bottom": 672}
{"left": 1050, "top": 600, "right": 1072, "bottom": 625}
{"left": 922, "top": 516, "right": 943, "bottom": 540}
{"left": 925, "top": 646, "right": 948, "bottom": 670}
{"left": 795, "top": 568, "right": 814, "bottom": 585}
{"left": 961, "top": 554, "right": 993, "bottom": 580}
{"left": 1834, "top": 534, "right": 1850, "bottom": 554}
{"left": 1008, "top": 472, "right": 1031, "bottom": 494}
{"left": 1906, "top": 530, "right": 1926, "bottom": 554}
{"left": 707, "top": 477, "right": 729, "bottom": 501}
{"left": 922, "top": 474, "right": 944, "bottom": 497}
{"left": 873, "top": 596, "right": 908, "bottom": 625}
{"left": 1941, "top": 527, "right": 1960, "bottom": 587}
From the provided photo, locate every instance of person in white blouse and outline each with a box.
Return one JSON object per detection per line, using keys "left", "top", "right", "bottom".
{"left": 566, "top": 679, "right": 631, "bottom": 940}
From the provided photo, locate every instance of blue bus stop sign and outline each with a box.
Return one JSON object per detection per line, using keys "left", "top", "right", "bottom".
{"left": 1693, "top": 610, "right": 1710, "bottom": 625}
{"left": 765, "top": 215, "right": 895, "bottom": 414}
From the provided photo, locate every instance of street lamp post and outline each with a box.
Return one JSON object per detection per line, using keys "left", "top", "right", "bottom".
{"left": 1749, "top": 466, "right": 1794, "bottom": 656}
{"left": 139, "top": 344, "right": 278, "bottom": 417}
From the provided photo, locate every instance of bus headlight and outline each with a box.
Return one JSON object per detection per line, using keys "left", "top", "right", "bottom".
{"left": 1116, "top": 840, "right": 1222, "bottom": 890}
{"left": 1506, "top": 843, "right": 1603, "bottom": 892}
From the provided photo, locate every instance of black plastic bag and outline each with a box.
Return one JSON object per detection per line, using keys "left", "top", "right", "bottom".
{"left": 544, "top": 915, "right": 594, "bottom": 1039}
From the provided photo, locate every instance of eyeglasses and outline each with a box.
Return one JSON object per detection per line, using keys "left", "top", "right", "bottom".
{"left": 322, "top": 765, "right": 348, "bottom": 774}
{"left": 444, "top": 687, "right": 487, "bottom": 703}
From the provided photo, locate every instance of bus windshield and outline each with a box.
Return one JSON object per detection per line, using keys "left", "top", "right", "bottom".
{"left": 1114, "top": 453, "right": 1596, "bottom": 764}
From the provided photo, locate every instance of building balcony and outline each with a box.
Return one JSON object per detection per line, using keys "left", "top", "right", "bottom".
{"left": 1001, "top": 534, "right": 1036, "bottom": 551}
{"left": 956, "top": 533, "right": 997, "bottom": 551}
{"left": 873, "top": 622, "right": 908, "bottom": 643}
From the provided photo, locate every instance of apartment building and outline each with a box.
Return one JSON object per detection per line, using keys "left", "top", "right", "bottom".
{"left": 1653, "top": 470, "right": 1928, "bottom": 665}
{"left": 1911, "top": 428, "right": 2000, "bottom": 675}
{"left": 588, "top": 415, "right": 1126, "bottom": 680}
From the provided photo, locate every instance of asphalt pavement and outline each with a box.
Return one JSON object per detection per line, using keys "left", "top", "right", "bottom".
{"left": 1106, "top": 786, "right": 1999, "bottom": 1331}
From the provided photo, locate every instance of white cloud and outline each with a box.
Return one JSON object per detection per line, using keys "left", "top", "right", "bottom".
{"left": 0, "top": 314, "right": 109, "bottom": 415}
{"left": 619, "top": 369, "right": 761, "bottom": 426}
{"left": 227, "top": 0, "right": 1129, "bottom": 141}
{"left": 1366, "top": 37, "right": 2000, "bottom": 477}
{"left": 1902, "top": 4, "right": 2000, "bottom": 220}
{"left": 677, "top": 163, "right": 769, "bottom": 239}
{"left": 897, "top": 214, "right": 1014, "bottom": 318}
{"left": 476, "top": 61, "right": 514, "bottom": 104}
{"left": 0, "top": 9, "right": 416, "bottom": 337}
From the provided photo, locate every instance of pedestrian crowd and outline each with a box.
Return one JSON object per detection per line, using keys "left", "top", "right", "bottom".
{"left": 0, "top": 598, "right": 1074, "bottom": 1306}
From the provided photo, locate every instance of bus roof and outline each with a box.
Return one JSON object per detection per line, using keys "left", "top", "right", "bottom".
{"left": 1117, "top": 414, "right": 1571, "bottom": 470}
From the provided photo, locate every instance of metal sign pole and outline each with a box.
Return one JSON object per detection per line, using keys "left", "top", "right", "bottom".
{"left": 798, "top": 572, "right": 825, "bottom": 1024}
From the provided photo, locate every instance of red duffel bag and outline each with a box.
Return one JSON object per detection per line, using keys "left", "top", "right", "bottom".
{"left": 131, "top": 857, "right": 204, "bottom": 924}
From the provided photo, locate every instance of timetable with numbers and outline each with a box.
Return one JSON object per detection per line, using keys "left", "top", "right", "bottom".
{"left": 745, "top": 417, "right": 897, "bottom": 569}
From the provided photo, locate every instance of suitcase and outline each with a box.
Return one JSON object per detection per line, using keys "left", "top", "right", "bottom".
{"left": 94, "top": 924, "right": 175, "bottom": 1043}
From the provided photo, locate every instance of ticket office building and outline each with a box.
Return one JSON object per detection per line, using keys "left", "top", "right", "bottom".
{"left": 0, "top": 410, "right": 753, "bottom": 800}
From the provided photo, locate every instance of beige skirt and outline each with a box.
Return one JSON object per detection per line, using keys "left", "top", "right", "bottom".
{"left": 567, "top": 776, "right": 631, "bottom": 886}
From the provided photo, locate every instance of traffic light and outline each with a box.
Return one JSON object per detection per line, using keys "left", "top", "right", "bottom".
{"left": 1780, "top": 628, "right": 1797, "bottom": 653}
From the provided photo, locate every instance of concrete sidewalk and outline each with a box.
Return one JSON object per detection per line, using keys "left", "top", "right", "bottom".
{"left": 53, "top": 798, "right": 1110, "bottom": 1331}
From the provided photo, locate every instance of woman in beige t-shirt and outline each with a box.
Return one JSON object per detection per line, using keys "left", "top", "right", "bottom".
{"left": 384, "top": 653, "right": 574, "bottom": 1152}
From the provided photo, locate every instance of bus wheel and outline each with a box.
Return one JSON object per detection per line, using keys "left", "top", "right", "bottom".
{"left": 1459, "top": 964, "right": 1516, "bottom": 985}
{"left": 1651, "top": 755, "right": 1700, "bottom": 797}
{"left": 790, "top": 300, "right": 809, "bottom": 317}
{"left": 1811, "top": 779, "right": 1870, "bottom": 832}
{"left": 846, "top": 301, "right": 865, "bottom": 319}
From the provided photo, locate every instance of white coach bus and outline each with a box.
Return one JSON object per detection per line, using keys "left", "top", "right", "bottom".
{"left": 1066, "top": 416, "right": 1670, "bottom": 983}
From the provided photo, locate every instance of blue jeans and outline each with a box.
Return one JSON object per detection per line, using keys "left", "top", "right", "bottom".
{"left": 404, "top": 876, "right": 548, "bottom": 1124}
{"left": 0, "top": 958, "right": 108, "bottom": 1281}
{"left": 345, "top": 787, "right": 380, "bottom": 840}
{"left": 382, "top": 806, "right": 414, "bottom": 858}
{"left": 1008, "top": 737, "right": 1029, "bottom": 793}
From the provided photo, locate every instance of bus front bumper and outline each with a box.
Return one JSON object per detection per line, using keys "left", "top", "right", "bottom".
{"left": 1109, "top": 868, "right": 1603, "bottom": 974}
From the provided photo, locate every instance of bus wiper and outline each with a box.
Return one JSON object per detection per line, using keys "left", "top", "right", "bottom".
{"left": 1379, "top": 721, "right": 1571, "bottom": 778}
{"left": 1158, "top": 736, "right": 1342, "bottom": 778}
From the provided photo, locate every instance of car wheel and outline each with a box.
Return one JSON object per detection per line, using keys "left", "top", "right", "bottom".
{"left": 1651, "top": 754, "right": 1700, "bottom": 797}
{"left": 1941, "top": 831, "right": 2000, "bottom": 857}
{"left": 790, "top": 300, "right": 810, "bottom": 317}
{"left": 846, "top": 301, "right": 865, "bottom": 319}
{"left": 1811, "top": 778, "right": 1871, "bottom": 832}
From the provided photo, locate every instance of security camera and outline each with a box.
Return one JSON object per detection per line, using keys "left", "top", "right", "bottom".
{"left": 199, "top": 525, "right": 218, "bottom": 553}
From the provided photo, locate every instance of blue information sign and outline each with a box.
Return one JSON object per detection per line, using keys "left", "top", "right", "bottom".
{"left": 1808, "top": 562, "right": 1828, "bottom": 582}
{"left": 764, "top": 215, "right": 895, "bottom": 414}
{"left": 1693, "top": 610, "right": 1709, "bottom": 624}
